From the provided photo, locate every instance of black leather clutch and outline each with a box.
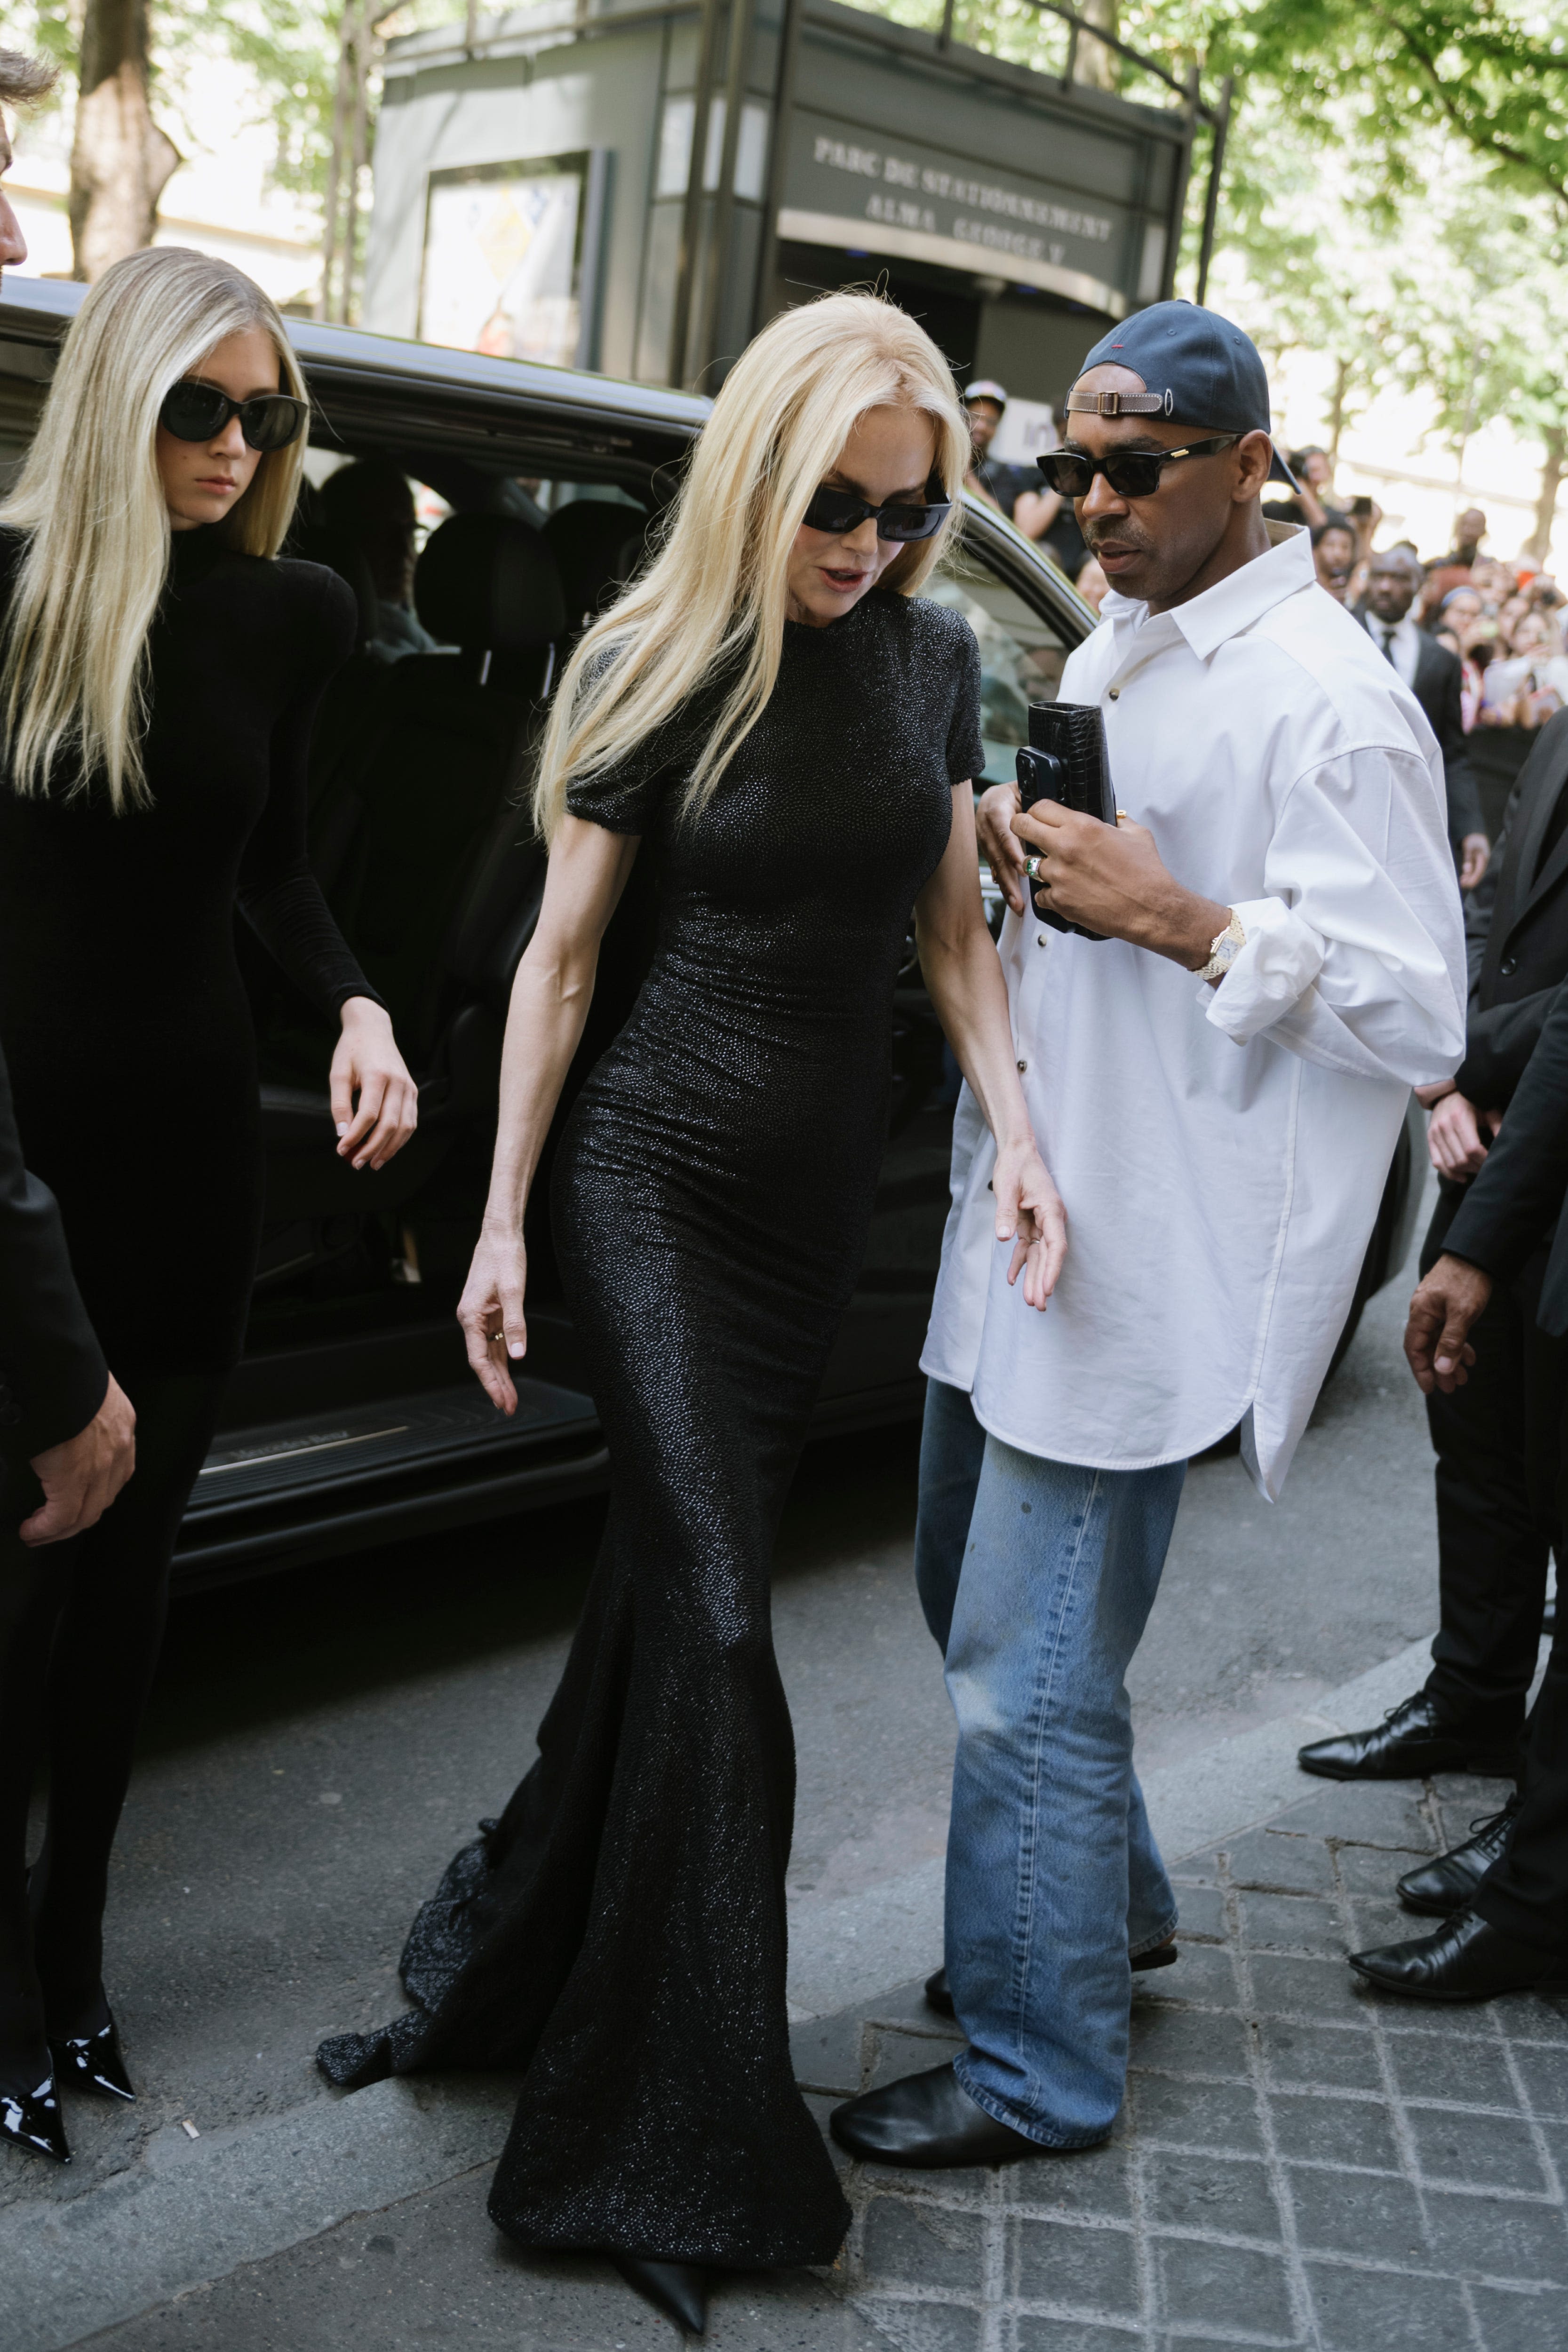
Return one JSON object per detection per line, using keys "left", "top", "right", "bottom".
{"left": 1015, "top": 701, "right": 1116, "bottom": 938}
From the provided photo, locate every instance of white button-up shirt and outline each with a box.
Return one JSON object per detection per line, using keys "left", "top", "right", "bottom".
{"left": 1363, "top": 609, "right": 1421, "bottom": 690}
{"left": 922, "top": 526, "right": 1466, "bottom": 1502}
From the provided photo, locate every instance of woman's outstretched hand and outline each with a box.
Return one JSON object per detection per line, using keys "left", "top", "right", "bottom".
{"left": 331, "top": 997, "right": 420, "bottom": 1170}
{"left": 458, "top": 1226, "right": 529, "bottom": 1413}
{"left": 993, "top": 1138, "right": 1067, "bottom": 1311}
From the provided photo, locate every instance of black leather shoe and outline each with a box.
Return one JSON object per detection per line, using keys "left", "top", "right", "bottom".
{"left": 924, "top": 1938, "right": 1176, "bottom": 2021}
{"left": 831, "top": 2059, "right": 1054, "bottom": 2168}
{"left": 0, "top": 2074, "right": 70, "bottom": 2163}
{"left": 1397, "top": 1798, "right": 1520, "bottom": 1917}
{"left": 50, "top": 2011, "right": 135, "bottom": 2103}
{"left": 1298, "top": 1690, "right": 1519, "bottom": 1782}
{"left": 610, "top": 2256, "right": 708, "bottom": 2335}
{"left": 1350, "top": 1907, "right": 1565, "bottom": 2001}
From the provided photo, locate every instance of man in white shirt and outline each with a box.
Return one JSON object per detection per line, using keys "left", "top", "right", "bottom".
{"left": 1361, "top": 546, "right": 1488, "bottom": 890}
{"left": 832, "top": 302, "right": 1467, "bottom": 2172}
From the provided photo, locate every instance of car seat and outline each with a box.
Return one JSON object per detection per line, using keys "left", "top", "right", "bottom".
{"left": 254, "top": 513, "right": 566, "bottom": 1215}
{"left": 545, "top": 499, "right": 651, "bottom": 632}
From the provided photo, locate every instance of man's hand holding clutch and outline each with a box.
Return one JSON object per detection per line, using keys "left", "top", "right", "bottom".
{"left": 1011, "top": 799, "right": 1229, "bottom": 976}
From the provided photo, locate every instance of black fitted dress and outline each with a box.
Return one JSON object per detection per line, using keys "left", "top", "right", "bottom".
{"left": 0, "top": 526, "right": 375, "bottom": 1379}
{"left": 318, "top": 588, "right": 983, "bottom": 2270}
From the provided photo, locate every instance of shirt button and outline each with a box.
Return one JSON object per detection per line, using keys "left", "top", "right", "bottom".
{"left": 1108, "top": 687, "right": 1120, "bottom": 700}
{"left": 1037, "top": 934, "right": 1048, "bottom": 946}
{"left": 1016, "top": 1059, "right": 1027, "bottom": 1072}
{"left": 1500, "top": 956, "right": 1518, "bottom": 976}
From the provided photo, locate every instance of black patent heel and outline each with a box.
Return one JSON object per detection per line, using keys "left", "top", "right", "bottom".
{"left": 610, "top": 2255, "right": 709, "bottom": 2335}
{"left": 0, "top": 2072, "right": 71, "bottom": 2162}
{"left": 50, "top": 2010, "right": 135, "bottom": 2103}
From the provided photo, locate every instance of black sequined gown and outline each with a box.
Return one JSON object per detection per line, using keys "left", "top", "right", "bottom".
{"left": 318, "top": 589, "right": 982, "bottom": 2269}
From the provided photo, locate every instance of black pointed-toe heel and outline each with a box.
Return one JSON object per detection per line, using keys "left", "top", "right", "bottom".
{"left": 610, "top": 2255, "right": 709, "bottom": 2335}
{"left": 0, "top": 2074, "right": 71, "bottom": 2163}
{"left": 50, "top": 2012, "right": 135, "bottom": 2103}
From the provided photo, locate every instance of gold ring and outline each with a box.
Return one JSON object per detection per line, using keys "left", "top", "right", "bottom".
{"left": 1115, "top": 808, "right": 1129, "bottom": 821}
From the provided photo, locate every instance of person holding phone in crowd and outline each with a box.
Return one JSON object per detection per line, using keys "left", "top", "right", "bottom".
{"left": 316, "top": 292, "right": 1063, "bottom": 2337}
{"left": 0, "top": 244, "right": 418, "bottom": 2166}
{"left": 831, "top": 302, "right": 1465, "bottom": 2174}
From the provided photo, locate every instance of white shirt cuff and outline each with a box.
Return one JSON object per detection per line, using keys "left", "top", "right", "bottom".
{"left": 1200, "top": 895, "right": 1326, "bottom": 1045}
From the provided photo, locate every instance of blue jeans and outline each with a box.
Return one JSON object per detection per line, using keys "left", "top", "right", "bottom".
{"left": 915, "top": 1377, "right": 1186, "bottom": 2148}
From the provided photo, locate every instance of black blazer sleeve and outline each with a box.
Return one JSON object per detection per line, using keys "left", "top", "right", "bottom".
{"left": 0, "top": 1032, "right": 108, "bottom": 1455}
{"left": 1443, "top": 975, "right": 1568, "bottom": 1304}
{"left": 1456, "top": 985, "right": 1564, "bottom": 1110}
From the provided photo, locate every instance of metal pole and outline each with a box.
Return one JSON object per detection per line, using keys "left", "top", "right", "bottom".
{"left": 667, "top": 0, "right": 724, "bottom": 387}
{"left": 938, "top": 0, "right": 956, "bottom": 52}
{"left": 693, "top": 0, "right": 753, "bottom": 381}
{"left": 1194, "top": 72, "right": 1232, "bottom": 308}
{"left": 749, "top": 0, "right": 802, "bottom": 339}
{"left": 1160, "top": 63, "right": 1199, "bottom": 304}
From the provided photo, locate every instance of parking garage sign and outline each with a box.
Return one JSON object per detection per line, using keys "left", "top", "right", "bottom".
{"left": 779, "top": 109, "right": 1130, "bottom": 316}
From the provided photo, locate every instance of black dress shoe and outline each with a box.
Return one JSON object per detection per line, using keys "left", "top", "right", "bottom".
{"left": 831, "top": 2059, "right": 1053, "bottom": 2168}
{"left": 0, "top": 2074, "right": 70, "bottom": 2163}
{"left": 1397, "top": 1798, "right": 1520, "bottom": 1917}
{"left": 610, "top": 2256, "right": 708, "bottom": 2335}
{"left": 924, "top": 1939, "right": 1177, "bottom": 2021}
{"left": 50, "top": 2010, "right": 135, "bottom": 2103}
{"left": 1297, "top": 1690, "right": 1519, "bottom": 1782}
{"left": 1350, "top": 1907, "right": 1565, "bottom": 2001}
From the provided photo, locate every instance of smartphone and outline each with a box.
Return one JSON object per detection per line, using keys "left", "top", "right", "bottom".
{"left": 1349, "top": 495, "right": 1374, "bottom": 518}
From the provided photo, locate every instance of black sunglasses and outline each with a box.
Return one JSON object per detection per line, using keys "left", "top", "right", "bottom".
{"left": 801, "top": 480, "right": 951, "bottom": 543}
{"left": 159, "top": 379, "right": 309, "bottom": 453}
{"left": 1036, "top": 436, "right": 1240, "bottom": 501}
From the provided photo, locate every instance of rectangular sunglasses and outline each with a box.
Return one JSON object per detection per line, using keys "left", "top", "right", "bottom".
{"left": 801, "top": 480, "right": 952, "bottom": 543}
{"left": 1036, "top": 436, "right": 1239, "bottom": 500}
{"left": 159, "top": 379, "right": 310, "bottom": 453}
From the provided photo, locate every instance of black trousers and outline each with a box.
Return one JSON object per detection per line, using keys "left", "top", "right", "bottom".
{"left": 1420, "top": 1181, "right": 1567, "bottom": 1737}
{"left": 1474, "top": 1439, "right": 1568, "bottom": 1954}
{"left": 0, "top": 1373, "right": 225, "bottom": 2073}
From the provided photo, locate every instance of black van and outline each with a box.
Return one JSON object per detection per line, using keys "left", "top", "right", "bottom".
{"left": 0, "top": 281, "right": 1422, "bottom": 1585}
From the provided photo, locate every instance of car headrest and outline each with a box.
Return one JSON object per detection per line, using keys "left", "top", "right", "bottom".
{"left": 544, "top": 500, "right": 650, "bottom": 624}
{"left": 414, "top": 512, "right": 567, "bottom": 652}
{"left": 290, "top": 521, "right": 377, "bottom": 649}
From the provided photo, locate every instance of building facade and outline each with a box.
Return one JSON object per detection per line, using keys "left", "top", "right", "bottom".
{"left": 364, "top": 0, "right": 1192, "bottom": 416}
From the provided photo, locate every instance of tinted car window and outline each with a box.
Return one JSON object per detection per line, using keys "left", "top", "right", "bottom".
{"left": 920, "top": 543, "right": 1072, "bottom": 787}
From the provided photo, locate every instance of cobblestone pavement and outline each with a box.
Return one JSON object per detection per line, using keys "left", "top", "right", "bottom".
{"left": 795, "top": 1773, "right": 1568, "bottom": 2352}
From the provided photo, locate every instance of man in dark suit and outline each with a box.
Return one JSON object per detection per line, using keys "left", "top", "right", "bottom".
{"left": 1360, "top": 548, "right": 1489, "bottom": 889}
{"left": 0, "top": 49, "right": 135, "bottom": 1557}
{"left": 1347, "top": 988, "right": 1568, "bottom": 1996}
{"left": 1299, "top": 701, "right": 1568, "bottom": 1798}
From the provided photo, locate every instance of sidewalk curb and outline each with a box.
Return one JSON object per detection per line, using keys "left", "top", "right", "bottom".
{"left": 15, "top": 1637, "right": 1438, "bottom": 2351}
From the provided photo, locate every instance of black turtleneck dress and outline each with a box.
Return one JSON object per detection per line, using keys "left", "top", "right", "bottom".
{"left": 0, "top": 526, "right": 374, "bottom": 1379}
{"left": 318, "top": 589, "right": 983, "bottom": 2271}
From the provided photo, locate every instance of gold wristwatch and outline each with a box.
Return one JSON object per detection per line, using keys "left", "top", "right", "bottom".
{"left": 1197, "top": 908, "right": 1246, "bottom": 982}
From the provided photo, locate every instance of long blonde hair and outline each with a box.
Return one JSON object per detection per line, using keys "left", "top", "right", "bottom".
{"left": 0, "top": 246, "right": 309, "bottom": 812}
{"left": 534, "top": 291, "right": 968, "bottom": 840}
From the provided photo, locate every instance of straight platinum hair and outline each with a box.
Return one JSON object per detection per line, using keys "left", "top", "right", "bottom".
{"left": 0, "top": 246, "right": 309, "bottom": 812}
{"left": 533, "top": 290, "right": 969, "bottom": 842}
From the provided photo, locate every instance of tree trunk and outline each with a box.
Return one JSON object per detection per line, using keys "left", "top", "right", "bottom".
{"left": 69, "top": 0, "right": 179, "bottom": 281}
{"left": 1327, "top": 354, "right": 1350, "bottom": 469}
{"left": 1528, "top": 423, "right": 1567, "bottom": 566}
{"left": 1073, "top": 0, "right": 1120, "bottom": 92}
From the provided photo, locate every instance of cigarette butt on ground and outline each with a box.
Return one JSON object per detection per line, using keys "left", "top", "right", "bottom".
{"left": 181, "top": 2119, "right": 199, "bottom": 2139}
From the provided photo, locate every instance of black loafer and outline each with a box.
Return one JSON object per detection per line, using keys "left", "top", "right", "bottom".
{"left": 925, "top": 1939, "right": 1177, "bottom": 2021}
{"left": 1297, "top": 1691, "right": 1519, "bottom": 1782}
{"left": 1349, "top": 1907, "right": 1564, "bottom": 2001}
{"left": 1397, "top": 1798, "right": 1520, "bottom": 1917}
{"left": 831, "top": 2059, "right": 1051, "bottom": 2169}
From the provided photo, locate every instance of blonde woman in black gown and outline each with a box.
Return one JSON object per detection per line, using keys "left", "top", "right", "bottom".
{"left": 318, "top": 292, "right": 1066, "bottom": 2332}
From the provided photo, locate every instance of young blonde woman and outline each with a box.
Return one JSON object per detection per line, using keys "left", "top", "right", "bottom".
{"left": 0, "top": 247, "right": 416, "bottom": 2163}
{"left": 318, "top": 292, "right": 1066, "bottom": 2331}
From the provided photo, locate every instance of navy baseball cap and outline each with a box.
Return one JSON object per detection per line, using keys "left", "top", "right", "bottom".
{"left": 1068, "top": 300, "right": 1270, "bottom": 436}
